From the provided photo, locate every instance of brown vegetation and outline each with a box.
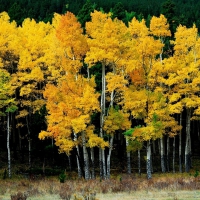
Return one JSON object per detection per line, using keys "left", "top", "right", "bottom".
{"left": 1, "top": 172, "right": 200, "bottom": 200}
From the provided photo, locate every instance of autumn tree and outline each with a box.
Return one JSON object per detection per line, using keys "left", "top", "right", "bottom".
{"left": 39, "top": 12, "right": 108, "bottom": 180}
{"left": 0, "top": 69, "right": 17, "bottom": 178}
{"left": 122, "top": 16, "right": 181, "bottom": 179}
{"left": 15, "top": 18, "right": 54, "bottom": 167}
{"left": 85, "top": 10, "right": 131, "bottom": 179}
{"left": 39, "top": 74, "right": 108, "bottom": 180}
{"left": 150, "top": 14, "right": 172, "bottom": 173}
{"left": 0, "top": 12, "right": 19, "bottom": 178}
{"left": 161, "top": 24, "right": 200, "bottom": 172}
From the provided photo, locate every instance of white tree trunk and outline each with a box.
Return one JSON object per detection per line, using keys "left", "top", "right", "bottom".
{"left": 107, "top": 135, "right": 114, "bottom": 179}
{"left": 90, "top": 148, "right": 95, "bottom": 179}
{"left": 146, "top": 141, "right": 152, "bottom": 179}
{"left": 26, "top": 116, "right": 31, "bottom": 168}
{"left": 185, "top": 109, "right": 191, "bottom": 172}
{"left": 74, "top": 133, "right": 82, "bottom": 178}
{"left": 173, "top": 136, "right": 176, "bottom": 173}
{"left": 100, "top": 62, "right": 106, "bottom": 179}
{"left": 160, "top": 137, "right": 166, "bottom": 173}
{"left": 126, "top": 137, "right": 131, "bottom": 174}
{"left": 82, "top": 132, "right": 90, "bottom": 180}
{"left": 99, "top": 148, "right": 103, "bottom": 179}
{"left": 167, "top": 136, "right": 170, "bottom": 172}
{"left": 76, "top": 155, "right": 82, "bottom": 178}
{"left": 179, "top": 113, "right": 182, "bottom": 173}
{"left": 7, "top": 112, "right": 11, "bottom": 178}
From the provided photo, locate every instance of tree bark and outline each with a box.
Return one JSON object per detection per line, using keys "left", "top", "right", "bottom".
{"left": 26, "top": 115, "right": 31, "bottom": 168}
{"left": 185, "top": 109, "right": 191, "bottom": 172}
{"left": 146, "top": 141, "right": 152, "bottom": 179}
{"left": 126, "top": 137, "right": 131, "bottom": 174}
{"left": 82, "top": 132, "right": 90, "bottom": 180}
{"left": 100, "top": 62, "right": 106, "bottom": 179}
{"left": 160, "top": 137, "right": 166, "bottom": 173}
{"left": 74, "top": 133, "right": 82, "bottom": 178}
{"left": 107, "top": 135, "right": 114, "bottom": 179}
{"left": 151, "top": 152, "right": 153, "bottom": 173}
{"left": 99, "top": 148, "right": 103, "bottom": 179}
{"left": 7, "top": 112, "right": 11, "bottom": 178}
{"left": 173, "top": 136, "right": 175, "bottom": 173}
{"left": 179, "top": 113, "right": 182, "bottom": 173}
{"left": 76, "top": 155, "right": 82, "bottom": 178}
{"left": 138, "top": 149, "right": 141, "bottom": 175}
{"left": 90, "top": 148, "right": 95, "bottom": 179}
{"left": 166, "top": 136, "right": 170, "bottom": 172}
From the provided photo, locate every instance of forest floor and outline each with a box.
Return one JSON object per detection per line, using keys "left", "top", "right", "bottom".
{"left": 0, "top": 172, "right": 200, "bottom": 200}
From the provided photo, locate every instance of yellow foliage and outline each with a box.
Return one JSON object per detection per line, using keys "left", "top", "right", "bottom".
{"left": 85, "top": 10, "right": 129, "bottom": 68}
{"left": 106, "top": 72, "right": 128, "bottom": 92}
{"left": 87, "top": 132, "right": 109, "bottom": 149}
{"left": 128, "top": 18, "right": 149, "bottom": 38}
{"left": 150, "top": 14, "right": 171, "bottom": 38}
{"left": 71, "top": 115, "right": 90, "bottom": 133}
{"left": 38, "top": 131, "right": 52, "bottom": 140}
{"left": 15, "top": 109, "right": 29, "bottom": 119}
{"left": 20, "top": 84, "right": 35, "bottom": 97}
{"left": 168, "top": 93, "right": 181, "bottom": 103}
{"left": 103, "top": 107, "right": 131, "bottom": 134}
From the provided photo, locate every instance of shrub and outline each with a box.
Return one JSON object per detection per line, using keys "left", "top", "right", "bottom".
{"left": 59, "top": 171, "right": 67, "bottom": 183}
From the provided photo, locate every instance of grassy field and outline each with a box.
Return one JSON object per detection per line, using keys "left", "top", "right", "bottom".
{"left": 0, "top": 172, "right": 200, "bottom": 200}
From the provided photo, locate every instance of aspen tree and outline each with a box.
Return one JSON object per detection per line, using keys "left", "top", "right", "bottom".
{"left": 85, "top": 10, "right": 130, "bottom": 179}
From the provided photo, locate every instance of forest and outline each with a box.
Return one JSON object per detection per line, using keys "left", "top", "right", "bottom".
{"left": 1, "top": 0, "right": 200, "bottom": 182}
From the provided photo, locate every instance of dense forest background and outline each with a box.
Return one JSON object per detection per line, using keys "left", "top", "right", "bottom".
{"left": 1, "top": 0, "right": 200, "bottom": 180}
{"left": 1, "top": 0, "right": 200, "bottom": 29}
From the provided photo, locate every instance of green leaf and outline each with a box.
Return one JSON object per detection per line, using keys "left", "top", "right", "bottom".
{"left": 5, "top": 105, "right": 18, "bottom": 113}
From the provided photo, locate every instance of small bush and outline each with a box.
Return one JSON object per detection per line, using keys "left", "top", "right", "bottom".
{"left": 59, "top": 171, "right": 67, "bottom": 183}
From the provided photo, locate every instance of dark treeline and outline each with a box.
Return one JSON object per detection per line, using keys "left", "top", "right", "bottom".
{"left": 1, "top": 0, "right": 200, "bottom": 29}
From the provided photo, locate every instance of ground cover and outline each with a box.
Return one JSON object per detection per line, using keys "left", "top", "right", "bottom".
{"left": 0, "top": 172, "right": 200, "bottom": 200}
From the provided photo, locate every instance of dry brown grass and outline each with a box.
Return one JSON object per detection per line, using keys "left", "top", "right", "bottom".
{"left": 0, "top": 173, "right": 200, "bottom": 199}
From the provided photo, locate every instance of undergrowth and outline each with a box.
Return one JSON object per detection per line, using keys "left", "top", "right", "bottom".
{"left": 0, "top": 172, "right": 200, "bottom": 199}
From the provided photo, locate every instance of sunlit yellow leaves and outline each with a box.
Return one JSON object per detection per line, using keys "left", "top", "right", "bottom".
{"left": 173, "top": 25, "right": 198, "bottom": 56}
{"left": 0, "top": 69, "right": 17, "bottom": 115}
{"left": 30, "top": 67, "right": 44, "bottom": 82}
{"left": 71, "top": 115, "right": 90, "bottom": 133}
{"left": 150, "top": 14, "right": 171, "bottom": 38}
{"left": 56, "top": 11, "right": 88, "bottom": 74}
{"left": 0, "top": 12, "right": 18, "bottom": 53}
{"left": 15, "top": 109, "right": 28, "bottom": 119}
{"left": 128, "top": 18, "right": 149, "bottom": 38}
{"left": 103, "top": 107, "right": 131, "bottom": 135}
{"left": 168, "top": 102, "right": 183, "bottom": 114}
{"left": 123, "top": 88, "right": 147, "bottom": 119}
{"left": 40, "top": 72, "right": 100, "bottom": 154}
{"left": 19, "top": 84, "right": 35, "bottom": 97}
{"left": 168, "top": 93, "right": 181, "bottom": 103}
{"left": 106, "top": 72, "right": 128, "bottom": 92}
{"left": 38, "top": 130, "right": 52, "bottom": 140}
{"left": 85, "top": 10, "right": 129, "bottom": 68}
{"left": 55, "top": 137, "right": 75, "bottom": 155}
{"left": 87, "top": 132, "right": 109, "bottom": 149}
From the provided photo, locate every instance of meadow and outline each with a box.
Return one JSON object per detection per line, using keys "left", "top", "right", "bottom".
{"left": 1, "top": 172, "right": 200, "bottom": 200}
